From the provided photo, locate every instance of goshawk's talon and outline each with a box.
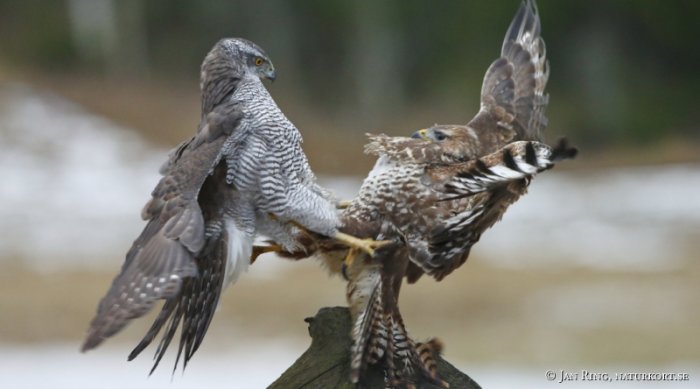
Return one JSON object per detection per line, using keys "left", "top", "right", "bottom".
{"left": 334, "top": 231, "right": 391, "bottom": 257}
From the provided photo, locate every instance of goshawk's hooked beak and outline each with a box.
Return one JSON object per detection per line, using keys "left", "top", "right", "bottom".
{"left": 264, "top": 65, "right": 276, "bottom": 82}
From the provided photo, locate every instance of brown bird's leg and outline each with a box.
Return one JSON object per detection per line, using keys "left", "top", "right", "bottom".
{"left": 250, "top": 244, "right": 283, "bottom": 264}
{"left": 343, "top": 247, "right": 358, "bottom": 272}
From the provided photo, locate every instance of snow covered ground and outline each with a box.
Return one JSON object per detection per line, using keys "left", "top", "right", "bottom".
{"left": 1, "top": 84, "right": 698, "bottom": 389}
{"left": 0, "top": 84, "right": 164, "bottom": 269}
{"left": 0, "top": 343, "right": 696, "bottom": 389}
{"left": 1, "top": 83, "right": 698, "bottom": 273}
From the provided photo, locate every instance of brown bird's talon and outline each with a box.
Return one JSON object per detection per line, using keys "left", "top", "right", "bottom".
{"left": 250, "top": 244, "right": 283, "bottom": 264}
{"left": 341, "top": 261, "right": 350, "bottom": 281}
{"left": 343, "top": 248, "right": 358, "bottom": 272}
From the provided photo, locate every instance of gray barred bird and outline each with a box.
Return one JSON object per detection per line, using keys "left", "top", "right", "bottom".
{"left": 268, "top": 0, "right": 576, "bottom": 386}
{"left": 81, "top": 37, "right": 381, "bottom": 371}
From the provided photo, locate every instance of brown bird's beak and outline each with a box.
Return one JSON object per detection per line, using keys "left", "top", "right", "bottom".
{"left": 411, "top": 128, "right": 430, "bottom": 141}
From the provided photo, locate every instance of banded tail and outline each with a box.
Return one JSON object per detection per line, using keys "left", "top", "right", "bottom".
{"left": 346, "top": 246, "right": 448, "bottom": 388}
{"left": 348, "top": 260, "right": 388, "bottom": 383}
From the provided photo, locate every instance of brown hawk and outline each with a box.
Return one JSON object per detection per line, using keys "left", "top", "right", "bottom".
{"left": 267, "top": 0, "right": 577, "bottom": 386}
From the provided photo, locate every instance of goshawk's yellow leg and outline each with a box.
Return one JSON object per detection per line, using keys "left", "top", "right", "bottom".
{"left": 267, "top": 213, "right": 390, "bottom": 260}
{"left": 334, "top": 231, "right": 389, "bottom": 258}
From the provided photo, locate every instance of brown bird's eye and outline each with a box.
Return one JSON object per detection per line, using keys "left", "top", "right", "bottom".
{"left": 255, "top": 57, "right": 264, "bottom": 66}
{"left": 434, "top": 131, "right": 447, "bottom": 141}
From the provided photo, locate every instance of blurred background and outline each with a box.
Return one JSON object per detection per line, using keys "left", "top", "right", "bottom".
{"left": 0, "top": 0, "right": 698, "bottom": 388}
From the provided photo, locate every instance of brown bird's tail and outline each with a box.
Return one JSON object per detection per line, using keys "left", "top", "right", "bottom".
{"left": 346, "top": 247, "right": 448, "bottom": 388}
{"left": 348, "top": 259, "right": 387, "bottom": 383}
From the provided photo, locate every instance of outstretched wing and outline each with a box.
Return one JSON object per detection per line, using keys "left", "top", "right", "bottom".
{"left": 406, "top": 139, "right": 576, "bottom": 281}
{"left": 81, "top": 101, "right": 242, "bottom": 351}
{"left": 127, "top": 161, "right": 231, "bottom": 372}
{"left": 429, "top": 140, "right": 574, "bottom": 199}
{"left": 468, "top": 0, "right": 549, "bottom": 143}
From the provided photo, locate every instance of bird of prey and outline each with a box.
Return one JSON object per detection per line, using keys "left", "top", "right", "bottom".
{"left": 269, "top": 0, "right": 577, "bottom": 386}
{"left": 81, "top": 37, "right": 382, "bottom": 371}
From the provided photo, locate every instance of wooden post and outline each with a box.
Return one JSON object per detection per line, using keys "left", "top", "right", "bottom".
{"left": 268, "top": 307, "right": 481, "bottom": 389}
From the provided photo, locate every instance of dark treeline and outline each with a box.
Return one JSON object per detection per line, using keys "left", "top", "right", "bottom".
{"left": 1, "top": 0, "right": 698, "bottom": 151}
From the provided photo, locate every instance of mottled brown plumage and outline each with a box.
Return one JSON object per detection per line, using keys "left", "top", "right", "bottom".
{"left": 269, "top": 1, "right": 576, "bottom": 386}
{"left": 338, "top": 137, "right": 573, "bottom": 387}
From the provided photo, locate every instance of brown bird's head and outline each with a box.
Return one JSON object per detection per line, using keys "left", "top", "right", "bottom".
{"left": 411, "top": 124, "right": 499, "bottom": 161}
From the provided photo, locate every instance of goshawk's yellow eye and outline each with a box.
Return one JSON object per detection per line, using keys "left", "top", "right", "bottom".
{"left": 255, "top": 57, "right": 264, "bottom": 66}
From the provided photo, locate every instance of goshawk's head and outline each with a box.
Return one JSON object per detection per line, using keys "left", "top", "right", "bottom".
{"left": 199, "top": 37, "right": 276, "bottom": 113}
{"left": 202, "top": 38, "right": 276, "bottom": 83}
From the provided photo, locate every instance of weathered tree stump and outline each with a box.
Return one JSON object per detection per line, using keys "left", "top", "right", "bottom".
{"left": 268, "top": 307, "right": 480, "bottom": 389}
